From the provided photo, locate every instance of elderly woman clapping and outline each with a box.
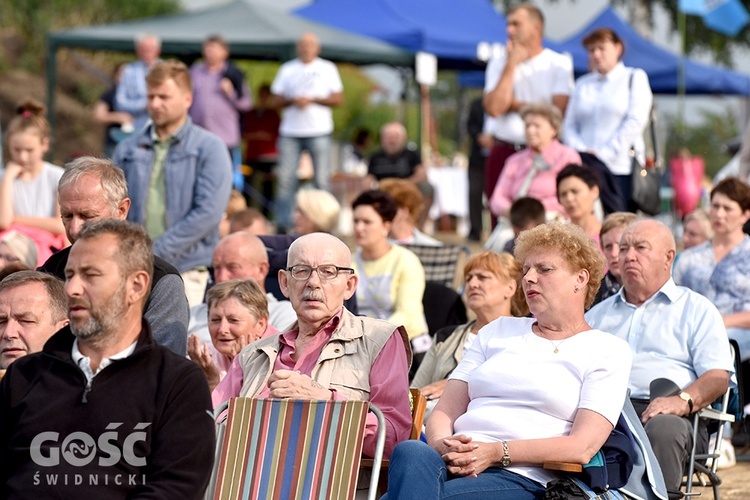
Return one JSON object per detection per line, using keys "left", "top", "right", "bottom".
{"left": 384, "top": 223, "right": 632, "bottom": 499}
{"left": 188, "top": 279, "right": 274, "bottom": 392}
{"left": 489, "top": 103, "right": 581, "bottom": 220}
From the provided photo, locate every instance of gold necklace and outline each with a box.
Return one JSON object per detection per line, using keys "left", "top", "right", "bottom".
{"left": 540, "top": 318, "right": 586, "bottom": 353}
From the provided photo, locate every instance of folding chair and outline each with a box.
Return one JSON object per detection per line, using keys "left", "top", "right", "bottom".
{"left": 207, "top": 398, "right": 386, "bottom": 500}
{"left": 360, "top": 388, "right": 428, "bottom": 495}
{"left": 683, "top": 341, "right": 741, "bottom": 499}
{"left": 400, "top": 243, "right": 471, "bottom": 293}
{"left": 544, "top": 397, "right": 669, "bottom": 500}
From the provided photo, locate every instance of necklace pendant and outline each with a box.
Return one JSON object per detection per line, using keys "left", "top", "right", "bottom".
{"left": 553, "top": 347, "right": 559, "bottom": 353}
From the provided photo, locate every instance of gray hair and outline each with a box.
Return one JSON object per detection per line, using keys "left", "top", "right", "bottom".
{"left": 59, "top": 157, "right": 129, "bottom": 213}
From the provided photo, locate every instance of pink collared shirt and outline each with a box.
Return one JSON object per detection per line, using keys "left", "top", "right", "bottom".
{"left": 489, "top": 139, "right": 581, "bottom": 217}
{"left": 212, "top": 309, "right": 410, "bottom": 458}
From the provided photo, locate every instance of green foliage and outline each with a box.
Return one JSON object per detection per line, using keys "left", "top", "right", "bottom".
{"left": 0, "top": 0, "right": 181, "bottom": 71}
{"left": 664, "top": 107, "right": 738, "bottom": 178}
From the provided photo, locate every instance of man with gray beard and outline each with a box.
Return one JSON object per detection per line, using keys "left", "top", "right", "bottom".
{"left": 0, "top": 219, "right": 214, "bottom": 499}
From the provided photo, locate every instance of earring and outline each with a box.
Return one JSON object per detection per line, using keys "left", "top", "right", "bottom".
{"left": 574, "top": 286, "right": 579, "bottom": 293}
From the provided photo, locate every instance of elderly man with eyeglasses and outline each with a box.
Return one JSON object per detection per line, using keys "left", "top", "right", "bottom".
{"left": 212, "top": 232, "right": 412, "bottom": 459}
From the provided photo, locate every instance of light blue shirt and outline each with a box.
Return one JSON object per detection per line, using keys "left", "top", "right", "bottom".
{"left": 586, "top": 278, "right": 734, "bottom": 399}
{"left": 673, "top": 236, "right": 750, "bottom": 316}
{"left": 114, "top": 60, "right": 155, "bottom": 132}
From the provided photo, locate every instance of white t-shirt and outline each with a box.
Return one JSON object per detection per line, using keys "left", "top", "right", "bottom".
{"left": 0, "top": 162, "right": 64, "bottom": 217}
{"left": 271, "top": 57, "right": 343, "bottom": 137}
{"left": 484, "top": 48, "right": 574, "bottom": 144}
{"left": 450, "top": 316, "right": 632, "bottom": 486}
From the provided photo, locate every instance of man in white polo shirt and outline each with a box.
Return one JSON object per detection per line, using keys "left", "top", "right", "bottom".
{"left": 271, "top": 32, "right": 344, "bottom": 233}
{"left": 483, "top": 3, "right": 573, "bottom": 227}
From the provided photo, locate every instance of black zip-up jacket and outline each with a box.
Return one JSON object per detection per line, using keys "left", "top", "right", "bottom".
{"left": 0, "top": 321, "right": 215, "bottom": 499}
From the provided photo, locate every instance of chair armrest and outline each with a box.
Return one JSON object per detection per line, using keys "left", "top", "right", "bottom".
{"left": 698, "top": 407, "right": 735, "bottom": 423}
{"left": 543, "top": 461, "right": 583, "bottom": 473}
{"left": 360, "top": 458, "right": 390, "bottom": 470}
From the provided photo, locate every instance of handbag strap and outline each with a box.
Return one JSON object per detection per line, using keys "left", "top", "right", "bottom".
{"left": 628, "top": 70, "right": 658, "bottom": 166}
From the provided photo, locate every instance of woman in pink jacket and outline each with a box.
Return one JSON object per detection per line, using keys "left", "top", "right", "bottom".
{"left": 489, "top": 102, "right": 581, "bottom": 220}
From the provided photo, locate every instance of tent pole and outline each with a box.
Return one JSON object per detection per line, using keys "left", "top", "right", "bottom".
{"left": 46, "top": 38, "right": 58, "bottom": 158}
{"left": 678, "top": 9, "right": 686, "bottom": 138}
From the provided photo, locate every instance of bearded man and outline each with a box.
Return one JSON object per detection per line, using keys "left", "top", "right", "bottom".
{"left": 0, "top": 219, "right": 215, "bottom": 499}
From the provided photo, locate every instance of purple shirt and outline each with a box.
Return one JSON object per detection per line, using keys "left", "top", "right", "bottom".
{"left": 212, "top": 309, "right": 411, "bottom": 458}
{"left": 189, "top": 62, "right": 252, "bottom": 148}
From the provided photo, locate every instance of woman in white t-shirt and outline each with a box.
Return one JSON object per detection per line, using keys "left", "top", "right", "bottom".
{"left": 385, "top": 222, "right": 632, "bottom": 499}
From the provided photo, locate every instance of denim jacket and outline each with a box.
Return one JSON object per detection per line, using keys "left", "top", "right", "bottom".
{"left": 113, "top": 117, "right": 232, "bottom": 272}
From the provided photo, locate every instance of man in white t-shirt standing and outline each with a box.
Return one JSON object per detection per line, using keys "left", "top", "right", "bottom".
{"left": 271, "top": 33, "right": 344, "bottom": 233}
{"left": 483, "top": 3, "right": 573, "bottom": 227}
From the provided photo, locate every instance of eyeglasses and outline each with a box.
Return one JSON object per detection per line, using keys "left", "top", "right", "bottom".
{"left": 286, "top": 265, "right": 355, "bottom": 281}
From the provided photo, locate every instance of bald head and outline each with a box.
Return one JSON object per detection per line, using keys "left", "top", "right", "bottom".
{"left": 297, "top": 32, "right": 321, "bottom": 63}
{"left": 282, "top": 233, "right": 357, "bottom": 333}
{"left": 618, "top": 219, "right": 676, "bottom": 306}
{"left": 381, "top": 122, "right": 408, "bottom": 156}
{"left": 288, "top": 233, "right": 351, "bottom": 268}
{"left": 212, "top": 231, "right": 269, "bottom": 286}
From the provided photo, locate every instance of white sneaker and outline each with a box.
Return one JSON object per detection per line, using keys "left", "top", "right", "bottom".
{"left": 706, "top": 437, "right": 737, "bottom": 470}
{"left": 718, "top": 438, "right": 737, "bottom": 470}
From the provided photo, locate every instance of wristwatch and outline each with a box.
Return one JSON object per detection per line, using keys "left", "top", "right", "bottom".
{"left": 500, "top": 440, "right": 511, "bottom": 467}
{"left": 678, "top": 391, "right": 694, "bottom": 414}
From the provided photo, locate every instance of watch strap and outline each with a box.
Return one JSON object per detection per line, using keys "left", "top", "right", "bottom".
{"left": 679, "top": 391, "right": 694, "bottom": 413}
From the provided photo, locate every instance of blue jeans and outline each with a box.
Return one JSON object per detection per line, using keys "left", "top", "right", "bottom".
{"left": 383, "top": 440, "right": 546, "bottom": 499}
{"left": 274, "top": 134, "right": 332, "bottom": 229}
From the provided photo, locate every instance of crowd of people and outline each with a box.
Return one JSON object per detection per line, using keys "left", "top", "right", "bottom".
{"left": 0, "top": 2, "right": 748, "bottom": 498}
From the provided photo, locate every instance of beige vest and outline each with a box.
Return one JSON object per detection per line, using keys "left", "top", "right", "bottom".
{"left": 236, "top": 308, "right": 411, "bottom": 401}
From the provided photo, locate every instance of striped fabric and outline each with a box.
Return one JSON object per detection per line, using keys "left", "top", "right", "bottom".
{"left": 212, "top": 398, "right": 370, "bottom": 500}
{"left": 400, "top": 244, "right": 471, "bottom": 292}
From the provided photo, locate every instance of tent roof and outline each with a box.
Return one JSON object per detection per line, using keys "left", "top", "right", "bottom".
{"left": 296, "top": 0, "right": 514, "bottom": 68}
{"left": 459, "top": 6, "right": 750, "bottom": 95}
{"left": 47, "top": 0, "right": 413, "bottom": 66}
{"left": 557, "top": 6, "right": 750, "bottom": 95}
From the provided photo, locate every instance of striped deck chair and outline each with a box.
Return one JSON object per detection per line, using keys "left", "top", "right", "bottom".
{"left": 207, "top": 398, "right": 386, "bottom": 500}
{"left": 400, "top": 243, "right": 471, "bottom": 293}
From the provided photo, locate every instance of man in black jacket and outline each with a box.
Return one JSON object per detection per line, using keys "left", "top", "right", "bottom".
{"left": 1, "top": 219, "right": 215, "bottom": 499}
{"left": 39, "top": 156, "right": 189, "bottom": 355}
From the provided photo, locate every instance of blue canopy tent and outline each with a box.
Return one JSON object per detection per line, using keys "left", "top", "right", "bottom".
{"left": 296, "top": 0, "right": 516, "bottom": 68}
{"left": 459, "top": 6, "right": 750, "bottom": 95}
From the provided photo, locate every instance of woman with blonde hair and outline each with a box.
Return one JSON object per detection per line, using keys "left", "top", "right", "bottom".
{"left": 293, "top": 188, "right": 341, "bottom": 235}
{"left": 385, "top": 223, "right": 631, "bottom": 499}
{"left": 681, "top": 208, "right": 713, "bottom": 251}
{"left": 412, "top": 251, "right": 526, "bottom": 416}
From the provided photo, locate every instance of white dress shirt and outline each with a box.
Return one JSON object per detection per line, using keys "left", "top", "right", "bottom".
{"left": 562, "top": 62, "right": 653, "bottom": 176}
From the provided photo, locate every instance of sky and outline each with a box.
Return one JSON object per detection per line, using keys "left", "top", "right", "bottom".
{"left": 180, "top": 0, "right": 750, "bottom": 130}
